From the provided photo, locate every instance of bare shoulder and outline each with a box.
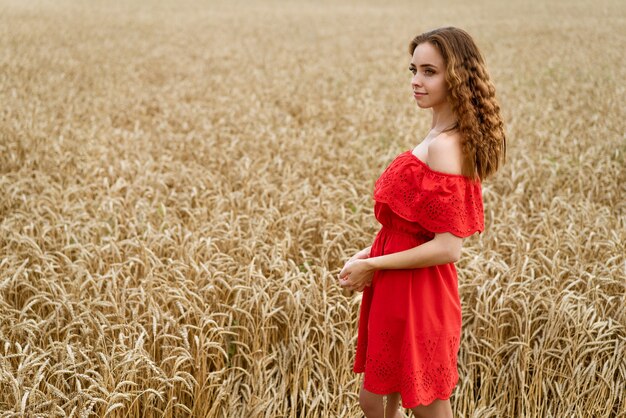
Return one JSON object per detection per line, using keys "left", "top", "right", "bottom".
{"left": 427, "top": 132, "right": 464, "bottom": 175}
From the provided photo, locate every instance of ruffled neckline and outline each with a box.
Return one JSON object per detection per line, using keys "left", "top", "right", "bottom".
{"left": 404, "top": 150, "right": 477, "bottom": 181}
{"left": 372, "top": 149, "right": 485, "bottom": 236}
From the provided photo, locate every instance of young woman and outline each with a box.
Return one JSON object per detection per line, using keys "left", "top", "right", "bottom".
{"left": 339, "top": 27, "right": 506, "bottom": 418}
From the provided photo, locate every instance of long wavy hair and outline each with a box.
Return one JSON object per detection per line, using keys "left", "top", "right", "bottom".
{"left": 409, "top": 27, "right": 506, "bottom": 181}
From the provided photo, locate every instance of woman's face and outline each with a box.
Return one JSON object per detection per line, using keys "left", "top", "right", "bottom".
{"left": 409, "top": 42, "right": 448, "bottom": 109}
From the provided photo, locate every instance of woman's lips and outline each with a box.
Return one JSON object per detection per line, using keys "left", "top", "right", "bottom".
{"left": 414, "top": 92, "right": 427, "bottom": 98}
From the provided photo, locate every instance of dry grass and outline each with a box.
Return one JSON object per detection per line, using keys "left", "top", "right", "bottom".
{"left": 0, "top": 0, "right": 624, "bottom": 416}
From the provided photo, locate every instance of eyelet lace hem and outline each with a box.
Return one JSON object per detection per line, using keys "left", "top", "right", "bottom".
{"left": 354, "top": 329, "right": 461, "bottom": 410}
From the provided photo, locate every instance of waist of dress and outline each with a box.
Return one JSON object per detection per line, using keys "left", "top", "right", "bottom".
{"left": 380, "top": 224, "right": 427, "bottom": 238}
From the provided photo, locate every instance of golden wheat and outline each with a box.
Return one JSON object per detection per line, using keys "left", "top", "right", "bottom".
{"left": 0, "top": 0, "right": 624, "bottom": 417}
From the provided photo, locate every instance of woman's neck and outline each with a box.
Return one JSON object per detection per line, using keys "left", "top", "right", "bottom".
{"left": 430, "top": 103, "right": 457, "bottom": 133}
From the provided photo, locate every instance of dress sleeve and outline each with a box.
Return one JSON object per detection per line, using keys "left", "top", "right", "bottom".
{"left": 414, "top": 170, "right": 484, "bottom": 238}
{"left": 373, "top": 156, "right": 484, "bottom": 238}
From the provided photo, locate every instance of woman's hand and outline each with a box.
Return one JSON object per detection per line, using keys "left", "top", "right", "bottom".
{"left": 348, "top": 246, "right": 371, "bottom": 263}
{"left": 339, "top": 258, "right": 375, "bottom": 293}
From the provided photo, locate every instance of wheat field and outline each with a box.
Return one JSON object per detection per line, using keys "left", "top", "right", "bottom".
{"left": 0, "top": 0, "right": 625, "bottom": 416}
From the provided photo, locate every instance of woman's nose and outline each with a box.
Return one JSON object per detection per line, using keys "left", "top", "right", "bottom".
{"left": 411, "top": 74, "right": 422, "bottom": 87}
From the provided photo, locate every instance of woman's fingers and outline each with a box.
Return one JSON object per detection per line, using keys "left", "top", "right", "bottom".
{"left": 340, "top": 276, "right": 365, "bottom": 292}
{"left": 339, "top": 261, "right": 354, "bottom": 280}
{"left": 340, "top": 276, "right": 358, "bottom": 292}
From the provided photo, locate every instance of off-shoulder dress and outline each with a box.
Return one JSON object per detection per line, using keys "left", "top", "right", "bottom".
{"left": 353, "top": 150, "right": 484, "bottom": 409}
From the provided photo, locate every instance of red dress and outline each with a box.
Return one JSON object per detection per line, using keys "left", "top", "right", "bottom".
{"left": 353, "top": 150, "right": 484, "bottom": 409}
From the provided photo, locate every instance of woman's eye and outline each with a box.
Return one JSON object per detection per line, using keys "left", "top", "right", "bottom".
{"left": 409, "top": 67, "right": 434, "bottom": 75}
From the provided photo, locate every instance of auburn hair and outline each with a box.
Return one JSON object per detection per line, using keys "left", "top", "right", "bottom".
{"left": 409, "top": 27, "right": 506, "bottom": 181}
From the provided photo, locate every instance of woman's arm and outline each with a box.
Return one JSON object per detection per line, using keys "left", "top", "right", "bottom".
{"left": 338, "top": 233, "right": 462, "bottom": 291}
{"left": 365, "top": 232, "right": 462, "bottom": 271}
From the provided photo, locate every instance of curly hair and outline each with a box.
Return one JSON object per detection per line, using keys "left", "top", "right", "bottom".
{"left": 409, "top": 27, "right": 506, "bottom": 181}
